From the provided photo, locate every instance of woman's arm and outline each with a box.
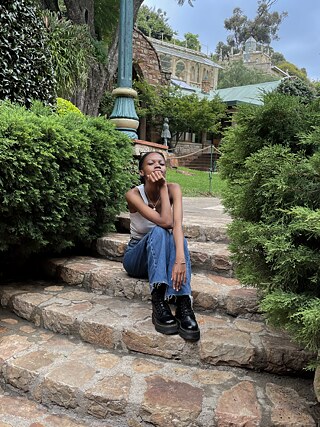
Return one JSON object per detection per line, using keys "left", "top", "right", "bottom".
{"left": 125, "top": 171, "right": 173, "bottom": 228}
{"left": 168, "top": 183, "right": 187, "bottom": 291}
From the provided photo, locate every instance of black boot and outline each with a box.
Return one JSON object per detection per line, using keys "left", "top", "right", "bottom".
{"left": 152, "top": 284, "right": 178, "bottom": 335}
{"left": 175, "top": 295, "right": 200, "bottom": 341}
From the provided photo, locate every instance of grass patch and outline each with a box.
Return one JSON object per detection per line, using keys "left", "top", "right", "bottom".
{"left": 166, "top": 167, "right": 227, "bottom": 197}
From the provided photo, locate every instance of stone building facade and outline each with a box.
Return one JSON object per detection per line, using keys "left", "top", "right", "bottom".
{"left": 149, "top": 37, "right": 221, "bottom": 93}
{"left": 221, "top": 36, "right": 288, "bottom": 78}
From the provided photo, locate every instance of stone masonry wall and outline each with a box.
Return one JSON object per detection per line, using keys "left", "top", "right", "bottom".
{"left": 133, "top": 28, "right": 170, "bottom": 86}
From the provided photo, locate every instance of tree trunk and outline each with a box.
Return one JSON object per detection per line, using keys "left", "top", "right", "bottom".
{"left": 63, "top": 0, "right": 95, "bottom": 36}
{"left": 71, "top": 61, "right": 107, "bottom": 116}
{"left": 40, "top": 0, "right": 59, "bottom": 12}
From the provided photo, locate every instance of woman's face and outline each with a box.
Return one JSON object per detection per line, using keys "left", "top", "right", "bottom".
{"left": 140, "top": 152, "right": 166, "bottom": 180}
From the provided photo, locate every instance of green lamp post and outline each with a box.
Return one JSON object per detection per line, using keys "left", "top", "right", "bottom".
{"left": 110, "top": 0, "right": 139, "bottom": 139}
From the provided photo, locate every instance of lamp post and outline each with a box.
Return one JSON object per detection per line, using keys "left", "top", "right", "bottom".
{"left": 110, "top": 0, "right": 139, "bottom": 139}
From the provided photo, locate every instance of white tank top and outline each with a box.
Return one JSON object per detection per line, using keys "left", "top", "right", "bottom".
{"left": 130, "top": 184, "right": 156, "bottom": 240}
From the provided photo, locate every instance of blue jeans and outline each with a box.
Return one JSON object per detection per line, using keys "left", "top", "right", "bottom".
{"left": 123, "top": 226, "right": 192, "bottom": 299}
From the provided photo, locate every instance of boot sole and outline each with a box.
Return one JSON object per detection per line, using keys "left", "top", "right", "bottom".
{"left": 152, "top": 314, "right": 179, "bottom": 335}
{"left": 177, "top": 320, "right": 200, "bottom": 342}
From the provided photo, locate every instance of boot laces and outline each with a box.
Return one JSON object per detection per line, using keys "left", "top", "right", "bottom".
{"left": 154, "top": 297, "right": 171, "bottom": 315}
{"left": 179, "top": 297, "right": 194, "bottom": 318}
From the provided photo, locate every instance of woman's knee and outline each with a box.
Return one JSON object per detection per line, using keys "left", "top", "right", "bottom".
{"left": 150, "top": 225, "right": 169, "bottom": 239}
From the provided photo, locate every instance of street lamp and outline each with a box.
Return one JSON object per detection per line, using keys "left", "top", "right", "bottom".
{"left": 110, "top": 0, "right": 139, "bottom": 139}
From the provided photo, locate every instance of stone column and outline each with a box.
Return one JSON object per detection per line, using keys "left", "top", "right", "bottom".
{"left": 110, "top": 0, "right": 139, "bottom": 139}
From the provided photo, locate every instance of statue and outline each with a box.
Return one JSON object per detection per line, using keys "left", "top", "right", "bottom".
{"left": 161, "top": 117, "right": 171, "bottom": 146}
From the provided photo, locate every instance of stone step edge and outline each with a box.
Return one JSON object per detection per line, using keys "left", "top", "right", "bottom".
{"left": 115, "top": 213, "right": 230, "bottom": 243}
{"left": 0, "top": 389, "right": 107, "bottom": 427}
{"left": 0, "top": 311, "right": 317, "bottom": 427}
{"left": 44, "top": 256, "right": 260, "bottom": 317}
{"left": 96, "top": 233, "right": 233, "bottom": 277}
{"left": 0, "top": 283, "right": 314, "bottom": 376}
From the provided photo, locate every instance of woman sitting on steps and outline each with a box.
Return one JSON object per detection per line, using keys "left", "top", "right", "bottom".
{"left": 123, "top": 151, "right": 200, "bottom": 342}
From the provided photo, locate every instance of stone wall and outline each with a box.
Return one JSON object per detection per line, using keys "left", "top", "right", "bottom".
{"left": 133, "top": 28, "right": 169, "bottom": 86}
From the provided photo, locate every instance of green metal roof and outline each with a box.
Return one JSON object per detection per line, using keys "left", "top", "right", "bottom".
{"left": 212, "top": 80, "right": 282, "bottom": 106}
{"left": 172, "top": 79, "right": 282, "bottom": 106}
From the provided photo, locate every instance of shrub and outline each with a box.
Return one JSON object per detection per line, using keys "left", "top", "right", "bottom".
{"left": 219, "top": 91, "right": 320, "bottom": 356}
{"left": 0, "top": 102, "right": 133, "bottom": 262}
{"left": 56, "top": 98, "right": 83, "bottom": 116}
{"left": 0, "top": 0, "right": 55, "bottom": 107}
{"left": 276, "top": 77, "right": 316, "bottom": 104}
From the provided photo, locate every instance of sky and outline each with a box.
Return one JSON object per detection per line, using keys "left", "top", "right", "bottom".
{"left": 143, "top": 0, "right": 320, "bottom": 81}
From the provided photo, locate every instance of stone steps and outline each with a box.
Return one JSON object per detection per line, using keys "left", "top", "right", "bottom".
{"left": 44, "top": 256, "right": 258, "bottom": 317}
{"left": 0, "top": 282, "right": 313, "bottom": 376}
{"left": 96, "top": 233, "right": 233, "bottom": 276}
{"left": 0, "top": 309, "right": 318, "bottom": 427}
{"left": 0, "top": 388, "right": 108, "bottom": 427}
{"left": 116, "top": 212, "right": 230, "bottom": 243}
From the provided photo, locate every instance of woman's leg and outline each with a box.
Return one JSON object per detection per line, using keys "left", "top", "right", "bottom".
{"left": 123, "top": 237, "right": 149, "bottom": 279}
{"left": 146, "top": 226, "right": 191, "bottom": 298}
{"left": 123, "top": 231, "right": 178, "bottom": 335}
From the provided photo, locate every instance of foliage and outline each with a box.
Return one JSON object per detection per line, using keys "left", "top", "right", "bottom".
{"left": 219, "top": 91, "right": 320, "bottom": 357}
{"left": 174, "top": 32, "right": 201, "bottom": 51}
{"left": 45, "top": 11, "right": 95, "bottom": 98}
{"left": 0, "top": 0, "right": 55, "bottom": 107}
{"left": 137, "top": 5, "right": 175, "bottom": 40}
{"left": 134, "top": 80, "right": 226, "bottom": 144}
{"left": 276, "top": 61, "right": 309, "bottom": 81}
{"left": 217, "top": 60, "right": 279, "bottom": 89}
{"left": 0, "top": 101, "right": 133, "bottom": 262}
{"left": 56, "top": 98, "right": 83, "bottom": 115}
{"left": 276, "top": 78, "right": 316, "bottom": 104}
{"left": 216, "top": 0, "right": 287, "bottom": 55}
{"left": 166, "top": 168, "right": 227, "bottom": 197}
{"left": 94, "top": 0, "right": 119, "bottom": 45}
{"left": 261, "top": 291, "right": 320, "bottom": 353}
{"left": 271, "top": 51, "right": 285, "bottom": 65}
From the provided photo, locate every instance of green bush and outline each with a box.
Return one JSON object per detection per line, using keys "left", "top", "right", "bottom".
{"left": 219, "top": 92, "right": 320, "bottom": 356}
{"left": 0, "top": 0, "right": 55, "bottom": 107}
{"left": 261, "top": 291, "right": 320, "bottom": 354}
{"left": 56, "top": 98, "right": 83, "bottom": 116}
{"left": 0, "top": 101, "right": 133, "bottom": 262}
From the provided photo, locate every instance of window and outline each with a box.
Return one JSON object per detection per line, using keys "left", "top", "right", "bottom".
{"left": 159, "top": 54, "right": 172, "bottom": 72}
{"left": 175, "top": 60, "right": 186, "bottom": 79}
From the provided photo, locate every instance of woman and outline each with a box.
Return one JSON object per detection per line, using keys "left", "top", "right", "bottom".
{"left": 123, "top": 151, "right": 200, "bottom": 342}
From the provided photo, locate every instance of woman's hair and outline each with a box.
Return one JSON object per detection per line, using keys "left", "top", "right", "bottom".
{"left": 138, "top": 151, "right": 166, "bottom": 183}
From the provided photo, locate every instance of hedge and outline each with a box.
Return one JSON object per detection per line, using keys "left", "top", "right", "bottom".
{"left": 0, "top": 101, "right": 134, "bottom": 263}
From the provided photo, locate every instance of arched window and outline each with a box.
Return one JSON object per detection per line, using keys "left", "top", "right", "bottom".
{"left": 175, "top": 60, "right": 186, "bottom": 79}
{"left": 159, "top": 54, "right": 172, "bottom": 72}
{"left": 202, "top": 68, "right": 209, "bottom": 81}
{"left": 190, "top": 66, "right": 196, "bottom": 82}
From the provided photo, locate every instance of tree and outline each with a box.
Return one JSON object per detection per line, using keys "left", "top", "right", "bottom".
{"left": 276, "top": 77, "right": 316, "bottom": 104}
{"left": 276, "top": 61, "right": 309, "bottom": 81}
{"left": 216, "top": 0, "right": 287, "bottom": 55}
{"left": 271, "top": 51, "right": 285, "bottom": 65}
{"left": 37, "top": 0, "right": 194, "bottom": 114}
{"left": 174, "top": 32, "right": 201, "bottom": 51}
{"left": 134, "top": 80, "right": 226, "bottom": 145}
{"left": 0, "top": 0, "right": 55, "bottom": 107}
{"left": 217, "top": 60, "right": 279, "bottom": 89}
{"left": 137, "top": 5, "right": 175, "bottom": 40}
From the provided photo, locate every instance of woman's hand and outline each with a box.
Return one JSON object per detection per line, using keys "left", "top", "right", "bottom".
{"left": 146, "top": 171, "right": 166, "bottom": 186}
{"left": 171, "top": 260, "right": 186, "bottom": 291}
